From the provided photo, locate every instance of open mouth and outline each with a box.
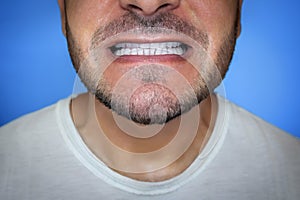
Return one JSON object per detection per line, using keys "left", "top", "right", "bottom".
{"left": 110, "top": 42, "right": 189, "bottom": 56}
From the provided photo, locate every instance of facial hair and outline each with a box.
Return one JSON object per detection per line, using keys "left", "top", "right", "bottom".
{"left": 65, "top": 10, "right": 239, "bottom": 125}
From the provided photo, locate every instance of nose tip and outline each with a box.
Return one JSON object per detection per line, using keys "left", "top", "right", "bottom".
{"left": 119, "top": 0, "right": 180, "bottom": 16}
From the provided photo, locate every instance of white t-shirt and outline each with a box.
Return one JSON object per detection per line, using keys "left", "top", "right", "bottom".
{"left": 1, "top": 95, "right": 299, "bottom": 200}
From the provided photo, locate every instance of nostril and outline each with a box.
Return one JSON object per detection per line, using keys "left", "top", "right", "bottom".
{"left": 129, "top": 3, "right": 172, "bottom": 16}
{"left": 120, "top": 0, "right": 180, "bottom": 16}
{"left": 128, "top": 4, "right": 143, "bottom": 12}
{"left": 158, "top": 3, "right": 171, "bottom": 10}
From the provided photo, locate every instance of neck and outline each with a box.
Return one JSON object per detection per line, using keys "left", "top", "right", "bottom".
{"left": 71, "top": 93, "right": 217, "bottom": 182}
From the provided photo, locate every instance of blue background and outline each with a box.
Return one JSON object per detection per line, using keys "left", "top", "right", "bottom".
{"left": 1, "top": 1, "right": 299, "bottom": 137}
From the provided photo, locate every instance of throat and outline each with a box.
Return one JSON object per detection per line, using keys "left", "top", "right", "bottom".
{"left": 71, "top": 93, "right": 216, "bottom": 182}
{"left": 113, "top": 142, "right": 203, "bottom": 182}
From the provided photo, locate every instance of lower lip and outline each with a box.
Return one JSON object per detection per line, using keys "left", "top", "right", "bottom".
{"left": 113, "top": 54, "right": 187, "bottom": 63}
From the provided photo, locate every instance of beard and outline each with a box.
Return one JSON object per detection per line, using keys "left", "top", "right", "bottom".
{"left": 65, "top": 11, "right": 239, "bottom": 125}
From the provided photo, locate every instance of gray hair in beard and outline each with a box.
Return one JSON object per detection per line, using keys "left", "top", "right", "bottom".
{"left": 65, "top": 9, "right": 239, "bottom": 124}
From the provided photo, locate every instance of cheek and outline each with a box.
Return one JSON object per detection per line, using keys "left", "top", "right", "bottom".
{"left": 174, "top": 1, "right": 236, "bottom": 32}
{"left": 174, "top": 0, "right": 237, "bottom": 61}
{"left": 66, "top": 1, "right": 122, "bottom": 55}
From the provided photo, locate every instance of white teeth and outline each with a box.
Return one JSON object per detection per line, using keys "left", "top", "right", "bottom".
{"left": 140, "top": 43, "right": 150, "bottom": 48}
{"left": 131, "top": 49, "right": 138, "bottom": 55}
{"left": 138, "top": 49, "right": 144, "bottom": 55}
{"left": 112, "top": 42, "right": 187, "bottom": 56}
{"left": 144, "top": 49, "right": 150, "bottom": 55}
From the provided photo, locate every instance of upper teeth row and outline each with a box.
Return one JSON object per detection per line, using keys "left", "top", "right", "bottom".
{"left": 112, "top": 42, "right": 186, "bottom": 56}
{"left": 115, "top": 42, "right": 182, "bottom": 49}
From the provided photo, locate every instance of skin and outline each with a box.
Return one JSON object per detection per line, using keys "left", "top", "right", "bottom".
{"left": 58, "top": 0, "right": 242, "bottom": 182}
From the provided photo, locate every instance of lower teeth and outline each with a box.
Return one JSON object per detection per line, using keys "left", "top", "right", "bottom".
{"left": 112, "top": 46, "right": 187, "bottom": 56}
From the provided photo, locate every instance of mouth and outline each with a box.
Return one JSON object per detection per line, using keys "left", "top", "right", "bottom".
{"left": 110, "top": 42, "right": 189, "bottom": 57}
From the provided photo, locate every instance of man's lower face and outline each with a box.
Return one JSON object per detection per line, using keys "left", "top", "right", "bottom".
{"left": 66, "top": 12, "right": 237, "bottom": 125}
{"left": 95, "top": 63, "right": 209, "bottom": 125}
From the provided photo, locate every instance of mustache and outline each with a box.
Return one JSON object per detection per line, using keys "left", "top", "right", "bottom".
{"left": 91, "top": 12, "right": 208, "bottom": 49}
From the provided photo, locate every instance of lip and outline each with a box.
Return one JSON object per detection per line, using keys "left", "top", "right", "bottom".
{"left": 113, "top": 54, "right": 188, "bottom": 63}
